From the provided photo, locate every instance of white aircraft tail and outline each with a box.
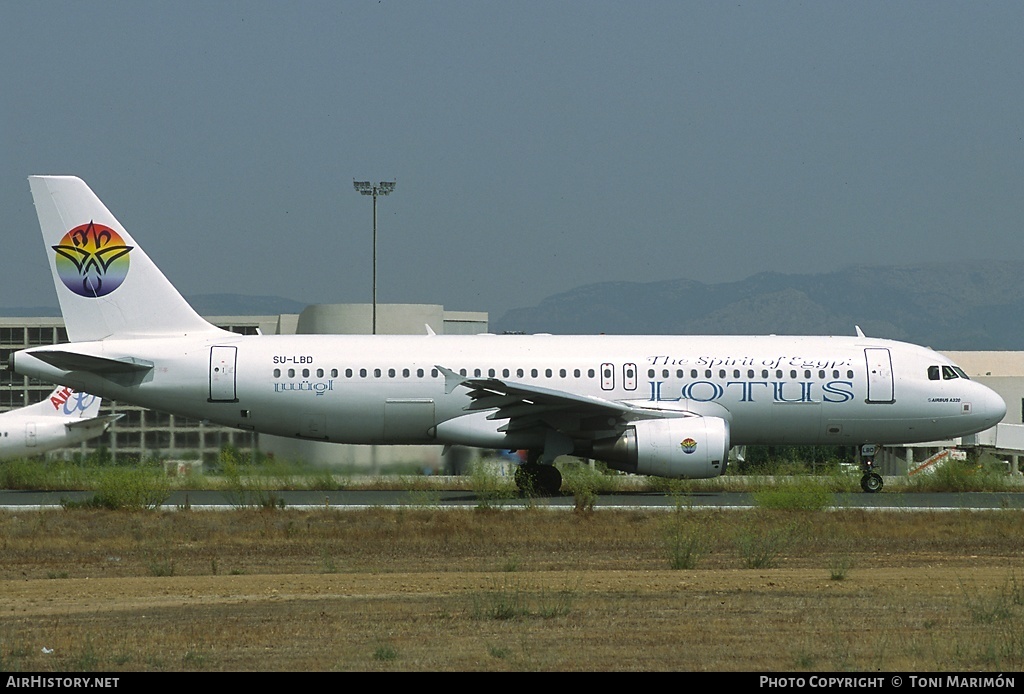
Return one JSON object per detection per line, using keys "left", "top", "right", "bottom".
{"left": 21, "top": 386, "right": 103, "bottom": 419}
{"left": 28, "top": 176, "right": 226, "bottom": 342}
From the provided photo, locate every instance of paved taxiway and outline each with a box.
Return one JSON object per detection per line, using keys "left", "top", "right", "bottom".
{"left": 1, "top": 488, "right": 1023, "bottom": 510}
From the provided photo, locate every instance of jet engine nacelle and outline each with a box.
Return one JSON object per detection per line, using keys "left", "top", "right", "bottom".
{"left": 591, "top": 417, "right": 730, "bottom": 479}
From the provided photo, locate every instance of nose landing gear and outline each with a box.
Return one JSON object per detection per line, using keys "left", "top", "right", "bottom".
{"left": 860, "top": 446, "right": 883, "bottom": 493}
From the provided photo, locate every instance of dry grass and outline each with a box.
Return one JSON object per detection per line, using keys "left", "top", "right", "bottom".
{"left": 1, "top": 506, "right": 1023, "bottom": 671}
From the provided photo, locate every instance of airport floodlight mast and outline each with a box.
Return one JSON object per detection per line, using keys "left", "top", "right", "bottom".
{"left": 353, "top": 180, "right": 397, "bottom": 334}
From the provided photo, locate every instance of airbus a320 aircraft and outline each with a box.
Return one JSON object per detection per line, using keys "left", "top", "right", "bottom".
{"left": 13, "top": 176, "right": 1006, "bottom": 493}
{"left": 0, "top": 385, "right": 119, "bottom": 460}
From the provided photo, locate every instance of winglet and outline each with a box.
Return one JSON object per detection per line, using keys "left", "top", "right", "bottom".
{"left": 855, "top": 325, "right": 866, "bottom": 338}
{"left": 425, "top": 324, "right": 436, "bottom": 336}
{"left": 434, "top": 365, "right": 466, "bottom": 394}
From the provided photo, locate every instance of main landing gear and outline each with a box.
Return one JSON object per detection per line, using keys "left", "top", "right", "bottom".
{"left": 514, "top": 452, "right": 563, "bottom": 496}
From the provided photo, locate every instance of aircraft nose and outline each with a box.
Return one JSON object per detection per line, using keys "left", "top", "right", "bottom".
{"left": 974, "top": 384, "right": 1006, "bottom": 429}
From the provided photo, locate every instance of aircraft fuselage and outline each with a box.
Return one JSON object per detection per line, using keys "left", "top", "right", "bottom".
{"left": 14, "top": 332, "right": 1004, "bottom": 451}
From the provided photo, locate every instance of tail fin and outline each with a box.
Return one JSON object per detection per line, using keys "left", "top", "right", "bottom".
{"left": 28, "top": 176, "right": 226, "bottom": 342}
{"left": 22, "top": 386, "right": 103, "bottom": 419}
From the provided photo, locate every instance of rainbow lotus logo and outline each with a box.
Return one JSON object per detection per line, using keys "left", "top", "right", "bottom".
{"left": 680, "top": 438, "right": 698, "bottom": 454}
{"left": 52, "top": 221, "right": 133, "bottom": 298}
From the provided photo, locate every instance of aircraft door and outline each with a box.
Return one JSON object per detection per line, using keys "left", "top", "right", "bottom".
{"left": 601, "top": 363, "right": 615, "bottom": 391}
{"left": 623, "top": 363, "right": 637, "bottom": 391}
{"left": 25, "top": 422, "right": 36, "bottom": 448}
{"left": 865, "top": 348, "right": 895, "bottom": 404}
{"left": 209, "top": 346, "right": 238, "bottom": 403}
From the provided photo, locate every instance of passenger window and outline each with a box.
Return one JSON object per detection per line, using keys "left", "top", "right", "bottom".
{"left": 587, "top": 369, "right": 595, "bottom": 378}
{"left": 331, "top": 369, "right": 338, "bottom": 377}
{"left": 417, "top": 368, "right": 424, "bottom": 377}
{"left": 374, "top": 369, "right": 381, "bottom": 378}
{"left": 388, "top": 368, "right": 396, "bottom": 377}
{"left": 517, "top": 369, "right": 525, "bottom": 378}
{"left": 648, "top": 369, "right": 655, "bottom": 378}
{"left": 560, "top": 369, "right": 567, "bottom": 377}
{"left": 273, "top": 368, "right": 281, "bottom": 378}
{"left": 403, "top": 368, "right": 410, "bottom": 377}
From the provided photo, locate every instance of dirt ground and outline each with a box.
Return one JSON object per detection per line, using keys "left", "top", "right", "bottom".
{"left": 1, "top": 507, "right": 1022, "bottom": 671}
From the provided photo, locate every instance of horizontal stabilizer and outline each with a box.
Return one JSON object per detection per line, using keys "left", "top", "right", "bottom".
{"left": 28, "top": 350, "right": 154, "bottom": 375}
{"left": 66, "top": 413, "right": 124, "bottom": 430}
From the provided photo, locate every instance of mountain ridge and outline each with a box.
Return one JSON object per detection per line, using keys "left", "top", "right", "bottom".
{"left": 493, "top": 260, "right": 1024, "bottom": 350}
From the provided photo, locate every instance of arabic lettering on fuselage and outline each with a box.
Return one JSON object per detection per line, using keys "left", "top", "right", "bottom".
{"left": 273, "top": 380, "right": 334, "bottom": 396}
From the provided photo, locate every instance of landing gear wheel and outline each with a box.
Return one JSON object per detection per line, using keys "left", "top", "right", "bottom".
{"left": 861, "top": 472, "right": 883, "bottom": 493}
{"left": 514, "top": 463, "right": 562, "bottom": 496}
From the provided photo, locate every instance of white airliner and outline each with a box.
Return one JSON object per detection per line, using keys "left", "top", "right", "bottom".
{"left": 0, "top": 385, "right": 119, "bottom": 460}
{"left": 13, "top": 176, "right": 1006, "bottom": 493}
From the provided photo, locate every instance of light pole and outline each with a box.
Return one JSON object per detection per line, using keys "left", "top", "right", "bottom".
{"left": 353, "top": 180, "right": 396, "bottom": 335}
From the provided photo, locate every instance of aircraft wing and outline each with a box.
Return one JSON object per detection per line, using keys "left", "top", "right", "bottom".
{"left": 435, "top": 365, "right": 686, "bottom": 437}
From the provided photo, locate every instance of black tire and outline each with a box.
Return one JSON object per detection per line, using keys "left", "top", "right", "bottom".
{"left": 514, "top": 463, "right": 562, "bottom": 496}
{"left": 860, "top": 472, "right": 883, "bottom": 493}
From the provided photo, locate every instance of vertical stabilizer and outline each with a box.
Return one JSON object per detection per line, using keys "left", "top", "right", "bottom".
{"left": 28, "top": 176, "right": 226, "bottom": 341}
{"left": 18, "top": 386, "right": 103, "bottom": 419}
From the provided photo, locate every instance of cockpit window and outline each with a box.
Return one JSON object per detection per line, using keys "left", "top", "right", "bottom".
{"left": 942, "top": 365, "right": 970, "bottom": 380}
{"left": 929, "top": 365, "right": 971, "bottom": 381}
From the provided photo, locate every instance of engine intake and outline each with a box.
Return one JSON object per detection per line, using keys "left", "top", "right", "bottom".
{"left": 591, "top": 417, "right": 730, "bottom": 479}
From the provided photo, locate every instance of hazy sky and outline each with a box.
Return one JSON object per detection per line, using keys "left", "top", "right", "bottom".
{"left": 3, "top": 2, "right": 1022, "bottom": 320}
